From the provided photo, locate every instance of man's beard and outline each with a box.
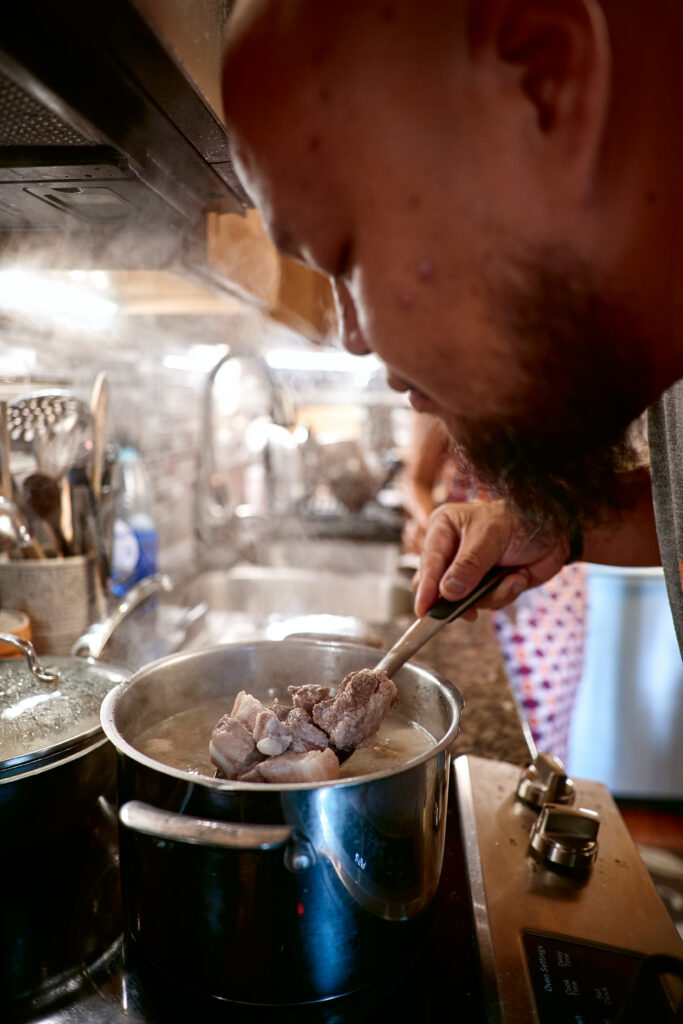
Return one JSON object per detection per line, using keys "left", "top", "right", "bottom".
{"left": 442, "top": 252, "right": 653, "bottom": 537}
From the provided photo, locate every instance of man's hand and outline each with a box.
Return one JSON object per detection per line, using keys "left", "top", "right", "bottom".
{"left": 413, "top": 499, "right": 570, "bottom": 617}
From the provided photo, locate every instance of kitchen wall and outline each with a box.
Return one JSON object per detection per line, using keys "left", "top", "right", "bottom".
{"left": 0, "top": 300, "right": 407, "bottom": 577}
{"left": 0, "top": 304, "right": 309, "bottom": 575}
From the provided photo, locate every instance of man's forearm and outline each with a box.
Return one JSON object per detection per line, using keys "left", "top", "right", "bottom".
{"left": 579, "top": 467, "right": 661, "bottom": 567}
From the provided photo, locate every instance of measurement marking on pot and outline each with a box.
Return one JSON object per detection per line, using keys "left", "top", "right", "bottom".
{"left": 354, "top": 852, "right": 366, "bottom": 870}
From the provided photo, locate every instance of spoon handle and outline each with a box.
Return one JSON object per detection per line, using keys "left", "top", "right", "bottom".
{"left": 375, "top": 566, "right": 509, "bottom": 678}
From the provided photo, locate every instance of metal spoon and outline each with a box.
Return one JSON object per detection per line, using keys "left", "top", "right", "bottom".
{"left": 375, "top": 566, "right": 509, "bottom": 677}
{"left": 8, "top": 390, "right": 94, "bottom": 480}
{"left": 0, "top": 401, "right": 44, "bottom": 559}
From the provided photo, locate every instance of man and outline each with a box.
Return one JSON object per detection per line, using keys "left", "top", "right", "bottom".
{"left": 221, "top": 1, "right": 683, "bottom": 651}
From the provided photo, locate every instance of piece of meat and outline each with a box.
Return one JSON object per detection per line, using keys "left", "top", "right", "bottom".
{"left": 209, "top": 667, "right": 398, "bottom": 783}
{"left": 253, "top": 709, "right": 293, "bottom": 756}
{"left": 230, "top": 691, "right": 266, "bottom": 732}
{"left": 312, "top": 668, "right": 398, "bottom": 751}
{"left": 239, "top": 747, "right": 340, "bottom": 784}
{"left": 271, "top": 699, "right": 293, "bottom": 722}
{"left": 287, "top": 684, "right": 331, "bottom": 714}
{"left": 286, "top": 706, "right": 329, "bottom": 752}
{"left": 209, "top": 715, "right": 259, "bottom": 777}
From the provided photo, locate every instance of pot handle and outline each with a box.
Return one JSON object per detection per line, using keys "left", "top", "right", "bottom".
{"left": 119, "top": 799, "right": 294, "bottom": 852}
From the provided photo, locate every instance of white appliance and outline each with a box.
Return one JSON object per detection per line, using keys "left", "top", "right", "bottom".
{"left": 569, "top": 564, "right": 683, "bottom": 799}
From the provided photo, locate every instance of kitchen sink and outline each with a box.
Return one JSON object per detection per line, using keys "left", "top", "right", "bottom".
{"left": 260, "top": 538, "right": 404, "bottom": 576}
{"left": 169, "top": 563, "right": 415, "bottom": 649}
{"left": 182, "top": 565, "right": 413, "bottom": 620}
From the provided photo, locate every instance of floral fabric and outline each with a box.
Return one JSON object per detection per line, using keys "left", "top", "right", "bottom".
{"left": 491, "top": 562, "right": 587, "bottom": 765}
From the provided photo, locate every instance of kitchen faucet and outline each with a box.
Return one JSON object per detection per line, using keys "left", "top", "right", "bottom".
{"left": 195, "top": 348, "right": 297, "bottom": 565}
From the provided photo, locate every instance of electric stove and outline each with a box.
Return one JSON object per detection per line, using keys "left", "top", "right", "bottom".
{"left": 12, "top": 754, "right": 683, "bottom": 1023}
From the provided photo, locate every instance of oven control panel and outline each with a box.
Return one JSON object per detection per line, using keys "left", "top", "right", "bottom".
{"left": 522, "top": 931, "right": 678, "bottom": 1022}
{"left": 455, "top": 754, "right": 683, "bottom": 1023}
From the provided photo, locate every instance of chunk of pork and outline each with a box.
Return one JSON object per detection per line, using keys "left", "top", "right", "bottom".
{"left": 287, "top": 684, "right": 331, "bottom": 714}
{"left": 270, "top": 699, "right": 293, "bottom": 722}
{"left": 230, "top": 691, "right": 266, "bottom": 732}
{"left": 312, "top": 668, "right": 398, "bottom": 751}
{"left": 239, "top": 747, "right": 340, "bottom": 784}
{"left": 286, "top": 706, "right": 329, "bottom": 752}
{"left": 209, "top": 715, "right": 258, "bottom": 777}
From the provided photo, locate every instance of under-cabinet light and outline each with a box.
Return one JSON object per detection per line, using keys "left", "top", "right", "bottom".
{"left": 0, "top": 269, "right": 118, "bottom": 322}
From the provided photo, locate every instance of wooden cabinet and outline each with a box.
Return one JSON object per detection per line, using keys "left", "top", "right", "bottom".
{"left": 205, "top": 209, "right": 338, "bottom": 343}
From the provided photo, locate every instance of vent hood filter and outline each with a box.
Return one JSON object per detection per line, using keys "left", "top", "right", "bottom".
{"left": 0, "top": 0, "right": 248, "bottom": 262}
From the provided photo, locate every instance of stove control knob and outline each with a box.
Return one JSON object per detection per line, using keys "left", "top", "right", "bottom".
{"left": 529, "top": 803, "right": 600, "bottom": 873}
{"left": 516, "top": 752, "right": 576, "bottom": 809}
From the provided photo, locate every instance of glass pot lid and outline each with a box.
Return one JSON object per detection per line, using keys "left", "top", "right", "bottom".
{"left": 0, "top": 633, "right": 128, "bottom": 773}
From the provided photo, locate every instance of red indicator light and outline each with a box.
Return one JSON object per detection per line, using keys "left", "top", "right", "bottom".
{"left": 296, "top": 902, "right": 305, "bottom": 916}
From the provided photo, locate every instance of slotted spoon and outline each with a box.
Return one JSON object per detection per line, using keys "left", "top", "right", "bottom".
{"left": 8, "top": 390, "right": 94, "bottom": 478}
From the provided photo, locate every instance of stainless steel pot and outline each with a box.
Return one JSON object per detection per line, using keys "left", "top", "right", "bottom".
{"left": 0, "top": 573, "right": 170, "bottom": 1014}
{"left": 100, "top": 639, "right": 463, "bottom": 1005}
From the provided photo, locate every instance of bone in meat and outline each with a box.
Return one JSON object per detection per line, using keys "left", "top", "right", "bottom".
{"left": 239, "top": 747, "right": 340, "bottom": 784}
{"left": 209, "top": 715, "right": 259, "bottom": 777}
{"left": 312, "top": 668, "right": 398, "bottom": 751}
{"left": 253, "top": 709, "right": 293, "bottom": 757}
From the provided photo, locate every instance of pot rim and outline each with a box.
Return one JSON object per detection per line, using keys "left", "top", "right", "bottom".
{"left": 0, "top": 723, "right": 103, "bottom": 777}
{"left": 100, "top": 638, "right": 464, "bottom": 793}
{"left": 0, "top": 731, "right": 110, "bottom": 783}
{"left": 0, "top": 651, "right": 129, "bottom": 775}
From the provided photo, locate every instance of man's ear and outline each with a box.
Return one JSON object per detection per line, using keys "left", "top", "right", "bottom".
{"left": 466, "top": 0, "right": 611, "bottom": 183}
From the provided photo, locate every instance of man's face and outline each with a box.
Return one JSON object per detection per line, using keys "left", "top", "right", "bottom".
{"left": 223, "top": 0, "right": 648, "bottom": 529}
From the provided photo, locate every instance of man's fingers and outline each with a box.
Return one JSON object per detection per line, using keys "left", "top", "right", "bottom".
{"left": 437, "top": 520, "right": 509, "bottom": 603}
{"left": 414, "top": 500, "right": 518, "bottom": 617}
{"left": 413, "top": 499, "right": 570, "bottom": 619}
{"left": 414, "top": 510, "right": 462, "bottom": 616}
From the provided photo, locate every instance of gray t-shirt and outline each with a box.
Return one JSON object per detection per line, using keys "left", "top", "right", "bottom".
{"left": 648, "top": 382, "right": 683, "bottom": 654}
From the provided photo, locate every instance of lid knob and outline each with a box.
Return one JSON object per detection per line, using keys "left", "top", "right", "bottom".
{"left": 0, "top": 632, "right": 59, "bottom": 683}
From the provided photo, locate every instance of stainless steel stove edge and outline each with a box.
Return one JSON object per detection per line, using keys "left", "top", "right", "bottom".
{"left": 453, "top": 753, "right": 683, "bottom": 1023}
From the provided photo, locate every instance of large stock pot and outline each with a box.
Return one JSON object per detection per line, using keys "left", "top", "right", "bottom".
{"left": 100, "top": 639, "right": 464, "bottom": 1005}
{"left": 0, "top": 574, "right": 170, "bottom": 1015}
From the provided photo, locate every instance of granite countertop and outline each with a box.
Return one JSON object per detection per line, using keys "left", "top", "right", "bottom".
{"left": 373, "top": 610, "right": 533, "bottom": 768}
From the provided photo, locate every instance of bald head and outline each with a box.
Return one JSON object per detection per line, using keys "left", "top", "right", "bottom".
{"left": 222, "top": 1, "right": 683, "bottom": 530}
{"left": 222, "top": 1, "right": 469, "bottom": 259}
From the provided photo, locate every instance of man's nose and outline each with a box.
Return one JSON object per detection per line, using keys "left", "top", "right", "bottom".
{"left": 333, "top": 280, "right": 371, "bottom": 356}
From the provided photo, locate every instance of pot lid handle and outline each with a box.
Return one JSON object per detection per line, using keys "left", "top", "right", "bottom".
{"left": 70, "top": 573, "right": 172, "bottom": 660}
{"left": 0, "top": 633, "right": 59, "bottom": 683}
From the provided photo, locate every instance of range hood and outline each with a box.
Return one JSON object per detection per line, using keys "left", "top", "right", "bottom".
{"left": 0, "top": 0, "right": 249, "bottom": 269}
